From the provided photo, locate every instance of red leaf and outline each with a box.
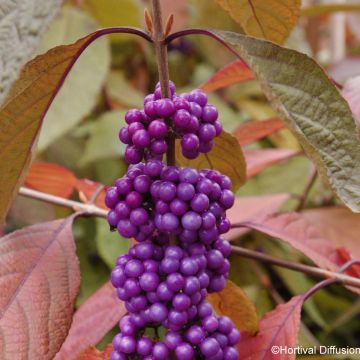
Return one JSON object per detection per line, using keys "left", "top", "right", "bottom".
{"left": 25, "top": 162, "right": 77, "bottom": 198}
{"left": 239, "top": 211, "right": 360, "bottom": 293}
{"left": 76, "top": 179, "right": 107, "bottom": 209}
{"left": 240, "top": 212, "right": 342, "bottom": 271}
{"left": 226, "top": 194, "right": 290, "bottom": 240}
{"left": 56, "top": 282, "right": 126, "bottom": 360}
{"left": 245, "top": 149, "right": 299, "bottom": 178}
{"left": 75, "top": 345, "right": 113, "bottom": 360}
{"left": 302, "top": 207, "right": 360, "bottom": 259}
{"left": 234, "top": 118, "right": 285, "bottom": 146}
{"left": 0, "top": 217, "right": 80, "bottom": 360}
{"left": 238, "top": 295, "right": 303, "bottom": 360}
{"left": 201, "top": 60, "right": 255, "bottom": 92}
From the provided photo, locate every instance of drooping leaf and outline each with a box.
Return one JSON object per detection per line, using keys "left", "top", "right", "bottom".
{"left": 0, "top": 0, "right": 61, "bottom": 104}
{"left": 0, "top": 25, "right": 149, "bottom": 224}
{"left": 176, "top": 131, "right": 246, "bottom": 192}
{"left": 302, "top": 4, "right": 360, "bottom": 17}
{"left": 79, "top": 110, "right": 127, "bottom": 166}
{"left": 37, "top": 6, "right": 111, "bottom": 150}
{"left": 74, "top": 345, "right": 113, "bottom": 360}
{"left": 25, "top": 162, "right": 77, "bottom": 198}
{"left": 238, "top": 295, "right": 303, "bottom": 359}
{"left": 208, "top": 280, "right": 259, "bottom": 335}
{"left": 234, "top": 118, "right": 285, "bottom": 146}
{"left": 302, "top": 206, "right": 360, "bottom": 259}
{"left": 245, "top": 149, "right": 300, "bottom": 178}
{"left": 211, "top": 30, "right": 360, "bottom": 212}
{"left": 238, "top": 211, "right": 360, "bottom": 294}
{"left": 226, "top": 193, "right": 290, "bottom": 240}
{"left": 55, "top": 282, "right": 125, "bottom": 360}
{"left": 0, "top": 217, "right": 80, "bottom": 360}
{"left": 214, "top": 0, "right": 301, "bottom": 44}
{"left": 201, "top": 60, "right": 255, "bottom": 92}
{"left": 342, "top": 75, "right": 360, "bottom": 126}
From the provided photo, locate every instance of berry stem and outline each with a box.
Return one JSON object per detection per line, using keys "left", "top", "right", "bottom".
{"left": 151, "top": 0, "right": 175, "bottom": 166}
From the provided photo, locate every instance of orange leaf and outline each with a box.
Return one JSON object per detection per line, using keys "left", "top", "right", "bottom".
{"left": 201, "top": 60, "right": 255, "bottom": 92}
{"left": 238, "top": 295, "right": 303, "bottom": 360}
{"left": 0, "top": 217, "right": 80, "bottom": 360}
{"left": 25, "top": 161, "right": 77, "bottom": 198}
{"left": 76, "top": 179, "right": 107, "bottom": 209}
{"left": 245, "top": 149, "right": 299, "bottom": 178}
{"left": 56, "top": 282, "right": 126, "bottom": 360}
{"left": 75, "top": 345, "right": 113, "bottom": 360}
{"left": 234, "top": 118, "right": 285, "bottom": 146}
{"left": 208, "top": 280, "right": 258, "bottom": 335}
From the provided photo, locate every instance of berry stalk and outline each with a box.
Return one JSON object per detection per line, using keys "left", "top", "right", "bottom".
{"left": 151, "top": 0, "right": 175, "bottom": 166}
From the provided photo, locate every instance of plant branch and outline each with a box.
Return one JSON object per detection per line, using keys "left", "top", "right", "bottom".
{"left": 151, "top": 0, "right": 175, "bottom": 166}
{"left": 296, "top": 166, "right": 318, "bottom": 211}
{"left": 18, "top": 187, "right": 108, "bottom": 218}
{"left": 231, "top": 245, "right": 360, "bottom": 289}
{"left": 15, "top": 187, "right": 360, "bottom": 289}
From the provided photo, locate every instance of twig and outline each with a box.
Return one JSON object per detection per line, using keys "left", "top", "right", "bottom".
{"left": 151, "top": 0, "right": 175, "bottom": 166}
{"left": 296, "top": 166, "right": 318, "bottom": 211}
{"left": 231, "top": 245, "right": 360, "bottom": 289}
{"left": 18, "top": 187, "right": 107, "bottom": 218}
{"left": 15, "top": 188, "right": 360, "bottom": 289}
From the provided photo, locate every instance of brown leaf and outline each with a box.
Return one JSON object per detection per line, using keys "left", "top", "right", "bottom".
{"left": 25, "top": 162, "right": 77, "bottom": 198}
{"left": 176, "top": 131, "right": 246, "bottom": 192}
{"left": 75, "top": 345, "right": 113, "bottom": 360}
{"left": 0, "top": 217, "right": 80, "bottom": 360}
{"left": 0, "top": 27, "right": 148, "bottom": 223}
{"left": 234, "top": 118, "right": 285, "bottom": 146}
{"left": 226, "top": 194, "right": 290, "bottom": 240}
{"left": 238, "top": 295, "right": 303, "bottom": 359}
{"left": 201, "top": 60, "right": 255, "bottom": 92}
{"left": 55, "top": 282, "right": 126, "bottom": 360}
{"left": 208, "top": 280, "right": 258, "bottom": 335}
{"left": 245, "top": 149, "right": 300, "bottom": 178}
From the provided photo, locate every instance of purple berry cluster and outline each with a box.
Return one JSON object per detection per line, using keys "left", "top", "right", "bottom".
{"left": 119, "top": 81, "right": 222, "bottom": 163}
{"left": 110, "top": 240, "right": 239, "bottom": 359}
{"left": 106, "top": 81, "right": 239, "bottom": 359}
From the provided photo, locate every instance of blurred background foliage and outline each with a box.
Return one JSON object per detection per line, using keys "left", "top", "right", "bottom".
{"left": 6, "top": 0, "right": 360, "bottom": 353}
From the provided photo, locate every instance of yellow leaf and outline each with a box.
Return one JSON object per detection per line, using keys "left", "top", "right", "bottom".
{"left": 215, "top": 0, "right": 301, "bottom": 44}
{"left": 176, "top": 131, "right": 247, "bottom": 192}
{"left": 208, "top": 280, "right": 259, "bottom": 335}
{"left": 302, "top": 4, "right": 360, "bottom": 17}
{"left": 84, "top": 0, "right": 141, "bottom": 42}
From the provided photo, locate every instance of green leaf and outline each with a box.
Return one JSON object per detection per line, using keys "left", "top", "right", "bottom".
{"left": 38, "top": 6, "right": 111, "bottom": 150}
{"left": 176, "top": 131, "right": 247, "bottom": 192}
{"left": 79, "top": 110, "right": 127, "bottom": 166}
{"left": 302, "top": 4, "right": 360, "bottom": 17}
{"left": 0, "top": 0, "right": 61, "bottom": 104}
{"left": 212, "top": 30, "right": 360, "bottom": 212}
{"left": 214, "top": 0, "right": 301, "bottom": 44}
{"left": 95, "top": 218, "right": 130, "bottom": 268}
